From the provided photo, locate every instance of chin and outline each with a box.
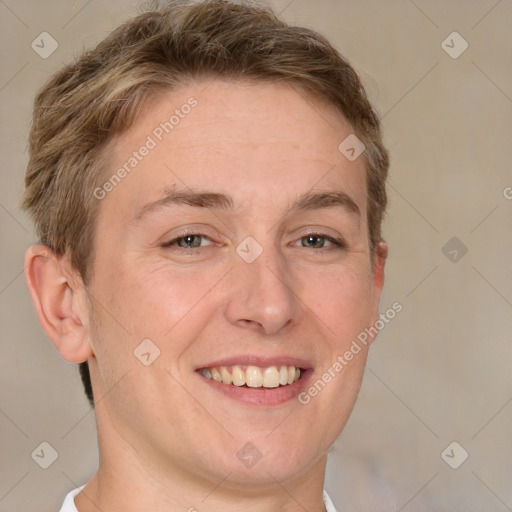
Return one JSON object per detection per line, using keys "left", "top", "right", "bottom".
{"left": 215, "top": 440, "right": 322, "bottom": 488}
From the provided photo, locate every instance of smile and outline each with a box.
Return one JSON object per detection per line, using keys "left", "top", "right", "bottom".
{"left": 198, "top": 365, "right": 302, "bottom": 388}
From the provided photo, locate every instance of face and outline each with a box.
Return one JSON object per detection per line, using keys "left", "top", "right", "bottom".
{"left": 86, "top": 80, "right": 386, "bottom": 489}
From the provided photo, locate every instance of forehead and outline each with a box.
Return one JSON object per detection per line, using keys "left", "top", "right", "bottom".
{"left": 97, "top": 79, "right": 367, "bottom": 224}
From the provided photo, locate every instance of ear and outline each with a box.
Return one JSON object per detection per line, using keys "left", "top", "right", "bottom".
{"left": 369, "top": 240, "right": 388, "bottom": 330}
{"left": 24, "top": 244, "right": 93, "bottom": 363}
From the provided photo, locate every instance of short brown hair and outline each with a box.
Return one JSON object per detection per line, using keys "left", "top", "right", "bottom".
{"left": 22, "top": 0, "right": 389, "bottom": 407}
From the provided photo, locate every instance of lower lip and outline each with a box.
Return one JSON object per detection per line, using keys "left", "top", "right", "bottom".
{"left": 197, "top": 369, "right": 313, "bottom": 406}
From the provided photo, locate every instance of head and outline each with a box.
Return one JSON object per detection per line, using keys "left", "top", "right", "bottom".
{"left": 23, "top": 0, "right": 388, "bottom": 493}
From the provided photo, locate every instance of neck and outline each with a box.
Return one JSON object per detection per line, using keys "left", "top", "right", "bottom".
{"left": 75, "top": 411, "right": 329, "bottom": 512}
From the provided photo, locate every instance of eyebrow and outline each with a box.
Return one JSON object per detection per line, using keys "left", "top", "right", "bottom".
{"left": 293, "top": 190, "right": 360, "bottom": 216}
{"left": 132, "top": 188, "right": 360, "bottom": 223}
{"left": 133, "top": 189, "right": 234, "bottom": 222}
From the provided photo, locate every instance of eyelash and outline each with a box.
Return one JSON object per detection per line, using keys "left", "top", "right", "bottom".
{"left": 298, "top": 233, "right": 346, "bottom": 250}
{"left": 161, "top": 232, "right": 214, "bottom": 250}
{"left": 161, "top": 232, "right": 346, "bottom": 252}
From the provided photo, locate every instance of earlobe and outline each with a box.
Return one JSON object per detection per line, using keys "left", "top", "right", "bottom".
{"left": 24, "top": 244, "right": 93, "bottom": 363}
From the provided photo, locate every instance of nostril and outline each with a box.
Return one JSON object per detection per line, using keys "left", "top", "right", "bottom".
{"left": 238, "top": 319, "right": 263, "bottom": 329}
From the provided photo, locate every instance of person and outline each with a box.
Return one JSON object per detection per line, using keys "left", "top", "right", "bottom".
{"left": 22, "top": 1, "right": 389, "bottom": 510}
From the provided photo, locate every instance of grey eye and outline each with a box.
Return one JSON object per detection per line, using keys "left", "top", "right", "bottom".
{"left": 177, "top": 235, "right": 203, "bottom": 248}
{"left": 301, "top": 235, "right": 327, "bottom": 248}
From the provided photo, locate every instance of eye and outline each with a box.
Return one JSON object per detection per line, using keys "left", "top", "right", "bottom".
{"left": 298, "top": 233, "right": 345, "bottom": 250}
{"left": 162, "top": 233, "right": 213, "bottom": 250}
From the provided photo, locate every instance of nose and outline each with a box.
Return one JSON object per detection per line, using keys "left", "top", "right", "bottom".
{"left": 225, "top": 241, "right": 299, "bottom": 335}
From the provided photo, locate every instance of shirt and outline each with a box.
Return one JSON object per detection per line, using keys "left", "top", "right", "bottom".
{"left": 59, "top": 485, "right": 338, "bottom": 511}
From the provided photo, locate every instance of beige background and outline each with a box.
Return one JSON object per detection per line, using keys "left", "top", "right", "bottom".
{"left": 1, "top": 0, "right": 511, "bottom": 510}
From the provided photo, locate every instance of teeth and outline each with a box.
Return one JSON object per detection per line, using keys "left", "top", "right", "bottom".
{"left": 287, "top": 365, "right": 295, "bottom": 385}
{"left": 279, "top": 366, "right": 288, "bottom": 385}
{"left": 232, "top": 365, "right": 245, "bottom": 386}
{"left": 201, "top": 368, "right": 212, "bottom": 379}
{"left": 220, "top": 366, "right": 232, "bottom": 385}
{"left": 246, "top": 366, "right": 263, "bottom": 387}
{"left": 263, "top": 366, "right": 280, "bottom": 388}
{"left": 199, "top": 365, "right": 302, "bottom": 388}
{"left": 211, "top": 367, "right": 222, "bottom": 382}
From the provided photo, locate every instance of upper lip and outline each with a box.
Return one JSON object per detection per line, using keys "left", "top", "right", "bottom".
{"left": 195, "top": 355, "right": 313, "bottom": 370}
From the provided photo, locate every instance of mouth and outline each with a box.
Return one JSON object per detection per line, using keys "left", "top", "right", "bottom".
{"left": 198, "top": 364, "right": 303, "bottom": 388}
{"left": 195, "top": 359, "right": 312, "bottom": 406}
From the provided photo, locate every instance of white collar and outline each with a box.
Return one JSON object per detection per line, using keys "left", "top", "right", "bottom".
{"left": 323, "top": 490, "right": 338, "bottom": 511}
{"left": 60, "top": 486, "right": 337, "bottom": 511}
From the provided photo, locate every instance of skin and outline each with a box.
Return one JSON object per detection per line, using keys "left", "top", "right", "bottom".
{"left": 25, "top": 80, "right": 387, "bottom": 512}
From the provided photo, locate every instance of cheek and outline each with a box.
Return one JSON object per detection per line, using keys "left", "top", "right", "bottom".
{"left": 89, "top": 262, "right": 226, "bottom": 384}
{"left": 127, "top": 264, "right": 225, "bottom": 335}
{"left": 96, "top": 259, "right": 213, "bottom": 333}
{"left": 300, "top": 264, "right": 374, "bottom": 344}
{"left": 86, "top": 264, "right": 215, "bottom": 415}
